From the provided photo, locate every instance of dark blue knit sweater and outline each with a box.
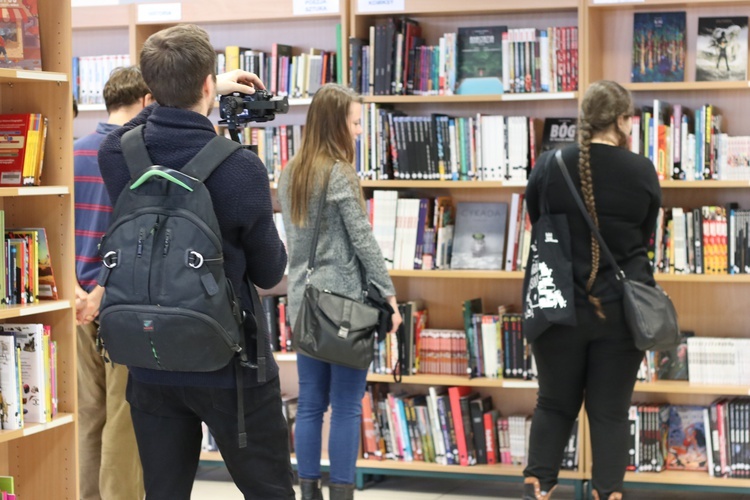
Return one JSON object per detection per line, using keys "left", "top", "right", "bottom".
{"left": 98, "top": 104, "right": 286, "bottom": 388}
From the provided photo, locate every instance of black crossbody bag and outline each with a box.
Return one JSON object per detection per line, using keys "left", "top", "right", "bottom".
{"left": 554, "top": 149, "right": 681, "bottom": 351}
{"left": 292, "top": 167, "right": 381, "bottom": 370}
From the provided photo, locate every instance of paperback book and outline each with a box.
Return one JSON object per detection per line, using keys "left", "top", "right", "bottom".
{"left": 456, "top": 26, "right": 506, "bottom": 95}
{"left": 451, "top": 203, "right": 507, "bottom": 270}
{"left": 696, "top": 17, "right": 748, "bottom": 82}
{"left": 632, "top": 12, "right": 686, "bottom": 83}
{"left": 0, "top": 0, "right": 41, "bottom": 71}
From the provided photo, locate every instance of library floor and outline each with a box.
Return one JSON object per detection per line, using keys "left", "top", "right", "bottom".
{"left": 191, "top": 465, "right": 750, "bottom": 499}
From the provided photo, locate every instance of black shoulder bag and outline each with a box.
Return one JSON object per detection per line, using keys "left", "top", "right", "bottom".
{"left": 554, "top": 149, "right": 680, "bottom": 351}
{"left": 292, "top": 167, "right": 381, "bottom": 370}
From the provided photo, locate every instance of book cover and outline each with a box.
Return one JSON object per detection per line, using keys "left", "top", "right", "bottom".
{"left": 456, "top": 26, "right": 506, "bottom": 95}
{"left": 631, "top": 12, "right": 686, "bottom": 83}
{"left": 696, "top": 17, "right": 748, "bottom": 82}
{"left": 666, "top": 405, "right": 708, "bottom": 471}
{"left": 18, "top": 228, "right": 56, "bottom": 300}
{"left": 0, "top": 333, "right": 21, "bottom": 429}
{"left": 5, "top": 323, "right": 46, "bottom": 423}
{"left": 541, "top": 118, "right": 577, "bottom": 153}
{"left": 451, "top": 202, "right": 508, "bottom": 270}
{"left": 0, "top": 0, "right": 41, "bottom": 71}
{"left": 0, "top": 114, "right": 35, "bottom": 186}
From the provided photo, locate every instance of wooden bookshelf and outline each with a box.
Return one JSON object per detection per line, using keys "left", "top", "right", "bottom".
{"left": 0, "top": 1, "right": 77, "bottom": 498}
{"left": 624, "top": 470, "right": 750, "bottom": 488}
{"left": 624, "top": 81, "right": 750, "bottom": 92}
{"left": 353, "top": 459, "right": 586, "bottom": 480}
{"left": 633, "top": 381, "right": 750, "bottom": 396}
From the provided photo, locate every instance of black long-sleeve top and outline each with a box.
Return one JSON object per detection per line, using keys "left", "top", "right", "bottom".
{"left": 98, "top": 104, "right": 287, "bottom": 387}
{"left": 525, "top": 143, "right": 662, "bottom": 306}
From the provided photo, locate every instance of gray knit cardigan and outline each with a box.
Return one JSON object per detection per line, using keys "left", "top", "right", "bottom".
{"left": 278, "top": 161, "right": 396, "bottom": 326}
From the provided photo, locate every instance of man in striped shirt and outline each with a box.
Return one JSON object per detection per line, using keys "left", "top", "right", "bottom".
{"left": 74, "top": 66, "right": 152, "bottom": 500}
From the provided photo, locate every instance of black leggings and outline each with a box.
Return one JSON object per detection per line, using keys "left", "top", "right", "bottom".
{"left": 523, "top": 301, "right": 643, "bottom": 497}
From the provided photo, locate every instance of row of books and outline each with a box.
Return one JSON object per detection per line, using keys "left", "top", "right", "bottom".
{"left": 262, "top": 294, "right": 293, "bottom": 354}
{"left": 650, "top": 205, "right": 750, "bottom": 275}
{"left": 219, "top": 124, "right": 303, "bottom": 183}
{"left": 686, "top": 337, "right": 750, "bottom": 386}
{"left": 217, "top": 45, "right": 337, "bottom": 99}
{"left": 349, "top": 18, "right": 577, "bottom": 96}
{"left": 356, "top": 104, "right": 534, "bottom": 182}
{"left": 72, "top": 54, "right": 131, "bottom": 106}
{"left": 361, "top": 385, "right": 579, "bottom": 469}
{"left": 0, "top": 223, "right": 58, "bottom": 305}
{"left": 0, "top": 323, "right": 58, "bottom": 430}
{"left": 628, "top": 400, "right": 750, "bottom": 478}
{"left": 0, "top": 114, "right": 49, "bottom": 187}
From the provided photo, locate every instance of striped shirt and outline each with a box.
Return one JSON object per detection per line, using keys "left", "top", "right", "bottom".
{"left": 74, "top": 123, "right": 119, "bottom": 291}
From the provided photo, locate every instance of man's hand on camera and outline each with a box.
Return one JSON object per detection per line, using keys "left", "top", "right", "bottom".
{"left": 217, "top": 70, "right": 266, "bottom": 96}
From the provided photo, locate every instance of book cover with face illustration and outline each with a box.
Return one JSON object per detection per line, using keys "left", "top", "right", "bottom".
{"left": 696, "top": 16, "right": 748, "bottom": 81}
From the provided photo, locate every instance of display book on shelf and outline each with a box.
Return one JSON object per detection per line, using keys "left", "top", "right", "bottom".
{"left": 0, "top": 0, "right": 77, "bottom": 498}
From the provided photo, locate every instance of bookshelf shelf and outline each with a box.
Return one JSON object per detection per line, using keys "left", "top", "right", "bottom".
{"left": 624, "top": 81, "right": 750, "bottom": 92}
{"left": 361, "top": 92, "right": 577, "bottom": 104}
{"left": 0, "top": 413, "right": 75, "bottom": 445}
{"left": 0, "top": 69, "right": 67, "bottom": 83}
{"left": 659, "top": 180, "right": 750, "bottom": 189}
{"left": 273, "top": 352, "right": 297, "bottom": 362}
{"left": 200, "top": 451, "right": 223, "bottom": 462}
{"left": 360, "top": 180, "right": 506, "bottom": 188}
{"left": 355, "top": 0, "right": 577, "bottom": 15}
{"left": 0, "top": 300, "right": 72, "bottom": 320}
{"left": 0, "top": 186, "right": 70, "bottom": 197}
{"left": 589, "top": 0, "right": 750, "bottom": 9}
{"left": 624, "top": 470, "right": 750, "bottom": 488}
{"left": 655, "top": 274, "right": 750, "bottom": 283}
{"left": 633, "top": 381, "right": 750, "bottom": 396}
{"left": 353, "top": 459, "right": 586, "bottom": 480}
{"left": 388, "top": 270, "right": 524, "bottom": 279}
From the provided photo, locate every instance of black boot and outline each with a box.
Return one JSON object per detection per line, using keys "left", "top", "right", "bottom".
{"left": 329, "top": 483, "right": 355, "bottom": 500}
{"left": 299, "top": 478, "right": 323, "bottom": 500}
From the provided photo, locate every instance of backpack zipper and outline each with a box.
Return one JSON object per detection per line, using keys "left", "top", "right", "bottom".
{"left": 136, "top": 228, "right": 145, "bottom": 257}
{"left": 160, "top": 229, "right": 171, "bottom": 297}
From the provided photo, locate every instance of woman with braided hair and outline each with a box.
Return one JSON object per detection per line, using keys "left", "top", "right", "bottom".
{"left": 521, "top": 81, "right": 661, "bottom": 500}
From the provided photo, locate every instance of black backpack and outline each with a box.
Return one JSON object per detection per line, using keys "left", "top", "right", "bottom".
{"left": 97, "top": 124, "right": 266, "bottom": 376}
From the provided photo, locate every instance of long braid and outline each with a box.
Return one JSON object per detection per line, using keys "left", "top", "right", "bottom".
{"left": 578, "top": 120, "right": 606, "bottom": 320}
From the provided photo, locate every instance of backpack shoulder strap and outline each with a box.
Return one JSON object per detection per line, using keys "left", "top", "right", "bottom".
{"left": 121, "top": 125, "right": 154, "bottom": 180}
{"left": 181, "top": 136, "right": 242, "bottom": 182}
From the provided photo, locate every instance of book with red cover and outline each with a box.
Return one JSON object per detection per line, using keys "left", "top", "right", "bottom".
{"left": 0, "top": 0, "right": 41, "bottom": 71}
{"left": 0, "top": 114, "right": 35, "bottom": 186}
{"left": 448, "top": 385, "right": 472, "bottom": 466}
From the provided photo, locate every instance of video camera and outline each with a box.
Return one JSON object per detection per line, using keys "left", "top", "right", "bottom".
{"left": 219, "top": 90, "right": 289, "bottom": 144}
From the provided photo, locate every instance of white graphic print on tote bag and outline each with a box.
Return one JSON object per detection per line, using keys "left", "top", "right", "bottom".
{"left": 524, "top": 241, "right": 568, "bottom": 320}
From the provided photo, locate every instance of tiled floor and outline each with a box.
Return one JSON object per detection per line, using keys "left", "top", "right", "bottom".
{"left": 191, "top": 464, "right": 750, "bottom": 499}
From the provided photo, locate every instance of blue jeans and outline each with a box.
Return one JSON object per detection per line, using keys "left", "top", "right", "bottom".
{"left": 295, "top": 353, "right": 369, "bottom": 484}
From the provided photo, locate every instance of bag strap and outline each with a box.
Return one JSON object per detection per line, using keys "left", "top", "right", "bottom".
{"left": 554, "top": 149, "right": 626, "bottom": 280}
{"left": 121, "top": 125, "right": 242, "bottom": 183}
{"left": 305, "top": 164, "right": 370, "bottom": 294}
{"left": 181, "top": 136, "right": 242, "bottom": 182}
{"left": 121, "top": 125, "right": 153, "bottom": 179}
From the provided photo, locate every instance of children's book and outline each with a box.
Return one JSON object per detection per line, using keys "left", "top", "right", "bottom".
{"left": 455, "top": 26, "right": 506, "bottom": 95}
{"left": 665, "top": 405, "right": 708, "bottom": 471}
{"left": 0, "top": 0, "right": 41, "bottom": 71}
{"left": 0, "top": 332, "right": 22, "bottom": 429}
{"left": 18, "top": 228, "right": 56, "bottom": 300}
{"left": 451, "top": 203, "right": 508, "bottom": 270}
{"left": 631, "top": 12, "right": 686, "bottom": 83}
{"left": 696, "top": 17, "right": 748, "bottom": 82}
{"left": 3, "top": 323, "right": 46, "bottom": 423}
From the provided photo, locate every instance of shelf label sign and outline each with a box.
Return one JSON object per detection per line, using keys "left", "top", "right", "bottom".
{"left": 293, "top": 0, "right": 339, "bottom": 15}
{"left": 137, "top": 3, "right": 182, "bottom": 23}
{"left": 358, "top": 0, "right": 405, "bottom": 13}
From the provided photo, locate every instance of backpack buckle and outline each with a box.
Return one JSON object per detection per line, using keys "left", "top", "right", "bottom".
{"left": 186, "top": 250, "right": 204, "bottom": 269}
{"left": 102, "top": 251, "right": 118, "bottom": 269}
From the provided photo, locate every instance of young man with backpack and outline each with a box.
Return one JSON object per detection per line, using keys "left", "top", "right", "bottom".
{"left": 97, "top": 24, "right": 293, "bottom": 499}
{"left": 75, "top": 65, "right": 152, "bottom": 500}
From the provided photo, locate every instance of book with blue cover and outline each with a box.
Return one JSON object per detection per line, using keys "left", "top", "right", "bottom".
{"left": 632, "top": 12, "right": 686, "bottom": 83}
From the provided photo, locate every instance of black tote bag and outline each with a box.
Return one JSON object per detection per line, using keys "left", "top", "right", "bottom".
{"left": 522, "top": 152, "right": 577, "bottom": 342}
